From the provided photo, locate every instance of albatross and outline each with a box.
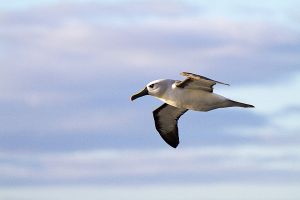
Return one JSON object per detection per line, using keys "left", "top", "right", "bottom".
{"left": 131, "top": 72, "right": 254, "bottom": 148}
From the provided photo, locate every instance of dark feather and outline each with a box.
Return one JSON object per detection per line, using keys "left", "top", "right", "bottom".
{"left": 153, "top": 103, "right": 188, "bottom": 148}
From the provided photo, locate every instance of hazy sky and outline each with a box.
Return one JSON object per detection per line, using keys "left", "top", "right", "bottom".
{"left": 1, "top": 0, "right": 300, "bottom": 199}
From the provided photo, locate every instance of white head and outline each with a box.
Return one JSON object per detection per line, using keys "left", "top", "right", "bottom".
{"left": 131, "top": 79, "right": 173, "bottom": 101}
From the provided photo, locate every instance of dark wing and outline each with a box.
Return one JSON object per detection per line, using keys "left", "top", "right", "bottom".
{"left": 176, "top": 72, "right": 229, "bottom": 92}
{"left": 153, "top": 103, "right": 188, "bottom": 148}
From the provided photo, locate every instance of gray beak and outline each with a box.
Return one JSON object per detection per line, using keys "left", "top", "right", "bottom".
{"left": 131, "top": 87, "right": 149, "bottom": 101}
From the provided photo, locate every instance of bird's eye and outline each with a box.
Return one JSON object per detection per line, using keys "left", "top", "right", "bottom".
{"left": 149, "top": 84, "right": 155, "bottom": 88}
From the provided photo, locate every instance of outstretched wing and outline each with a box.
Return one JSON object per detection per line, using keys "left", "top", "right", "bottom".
{"left": 153, "top": 103, "right": 188, "bottom": 148}
{"left": 176, "top": 72, "right": 229, "bottom": 92}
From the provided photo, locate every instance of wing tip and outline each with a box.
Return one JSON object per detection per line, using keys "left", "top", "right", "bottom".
{"left": 168, "top": 141, "right": 179, "bottom": 148}
{"left": 180, "top": 71, "right": 188, "bottom": 76}
{"left": 180, "top": 71, "right": 196, "bottom": 78}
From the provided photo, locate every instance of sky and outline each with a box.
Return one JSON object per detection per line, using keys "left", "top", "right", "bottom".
{"left": 1, "top": 0, "right": 300, "bottom": 199}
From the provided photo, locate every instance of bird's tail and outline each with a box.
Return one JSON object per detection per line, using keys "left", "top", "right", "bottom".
{"left": 226, "top": 100, "right": 254, "bottom": 108}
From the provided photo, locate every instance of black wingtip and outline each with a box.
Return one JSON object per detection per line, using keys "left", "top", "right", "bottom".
{"left": 168, "top": 142, "right": 179, "bottom": 148}
{"left": 243, "top": 103, "right": 255, "bottom": 108}
{"left": 228, "top": 100, "right": 255, "bottom": 108}
{"left": 161, "top": 136, "right": 179, "bottom": 148}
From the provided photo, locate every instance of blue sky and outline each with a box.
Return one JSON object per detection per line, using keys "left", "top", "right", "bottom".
{"left": 1, "top": 0, "right": 300, "bottom": 199}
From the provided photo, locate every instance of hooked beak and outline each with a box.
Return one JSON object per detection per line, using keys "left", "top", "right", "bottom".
{"left": 131, "top": 87, "right": 149, "bottom": 101}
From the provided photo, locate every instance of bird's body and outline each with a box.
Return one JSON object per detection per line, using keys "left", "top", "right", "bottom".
{"left": 131, "top": 72, "right": 254, "bottom": 148}
{"left": 154, "top": 79, "right": 227, "bottom": 111}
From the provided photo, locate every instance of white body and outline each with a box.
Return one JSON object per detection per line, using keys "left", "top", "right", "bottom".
{"left": 154, "top": 79, "right": 228, "bottom": 111}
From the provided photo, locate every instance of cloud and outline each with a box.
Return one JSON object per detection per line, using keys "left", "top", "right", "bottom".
{"left": 0, "top": 105, "right": 137, "bottom": 135}
{"left": 57, "top": 109, "right": 137, "bottom": 133}
{"left": 1, "top": 1, "right": 300, "bottom": 85}
{"left": 220, "top": 72, "right": 300, "bottom": 115}
{"left": 1, "top": 183, "right": 300, "bottom": 200}
{"left": 0, "top": 0, "right": 200, "bottom": 30}
{"left": 219, "top": 72, "right": 300, "bottom": 140}
{"left": 1, "top": 145, "right": 300, "bottom": 185}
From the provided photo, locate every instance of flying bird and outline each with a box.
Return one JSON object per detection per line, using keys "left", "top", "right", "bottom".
{"left": 131, "top": 72, "right": 254, "bottom": 148}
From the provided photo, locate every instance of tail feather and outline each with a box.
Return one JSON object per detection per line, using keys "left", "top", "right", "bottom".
{"left": 227, "top": 100, "right": 254, "bottom": 108}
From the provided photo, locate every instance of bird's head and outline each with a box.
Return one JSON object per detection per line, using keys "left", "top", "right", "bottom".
{"left": 131, "top": 79, "right": 171, "bottom": 101}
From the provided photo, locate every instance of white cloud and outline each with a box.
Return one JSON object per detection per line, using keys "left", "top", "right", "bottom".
{"left": 220, "top": 72, "right": 300, "bottom": 115}
{"left": 273, "top": 112, "right": 300, "bottom": 131}
{"left": 1, "top": 183, "right": 300, "bottom": 200}
{"left": 0, "top": 89, "right": 76, "bottom": 107}
{"left": 0, "top": 107, "right": 137, "bottom": 135}
{"left": 1, "top": 1, "right": 300, "bottom": 84}
{"left": 57, "top": 109, "right": 137, "bottom": 133}
{"left": 1, "top": 145, "right": 300, "bottom": 182}
{"left": 219, "top": 72, "right": 300, "bottom": 139}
